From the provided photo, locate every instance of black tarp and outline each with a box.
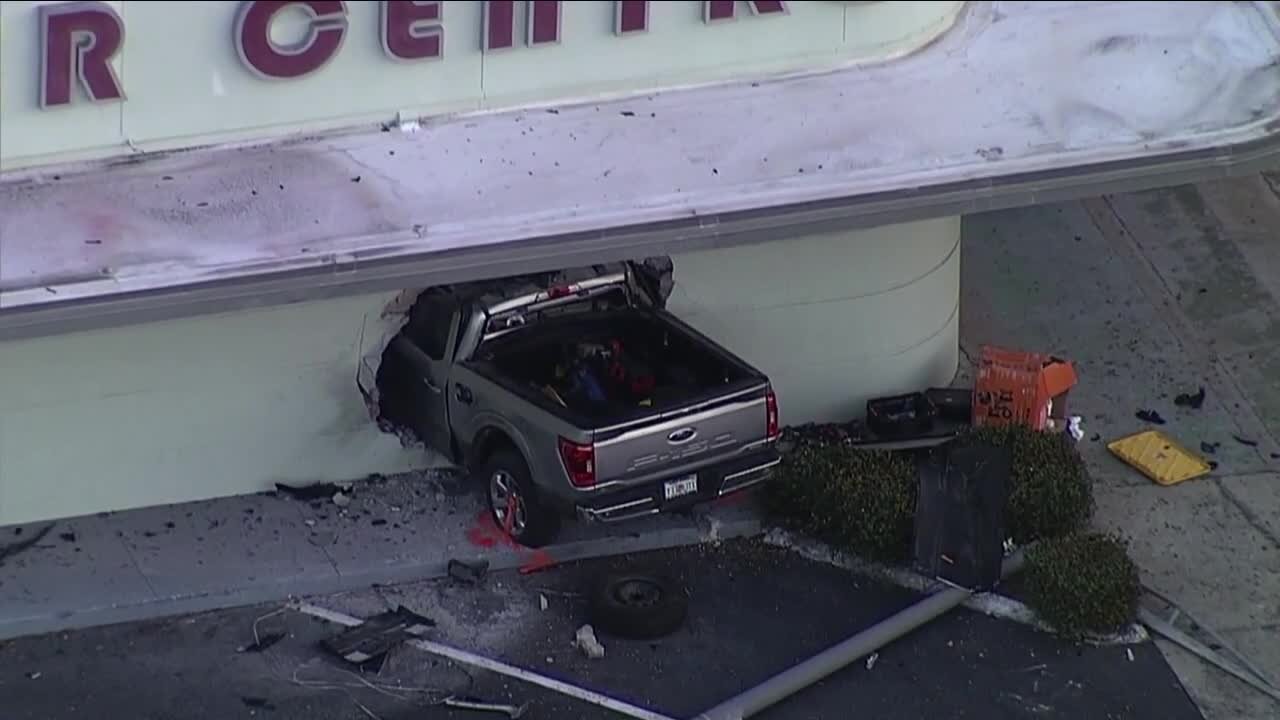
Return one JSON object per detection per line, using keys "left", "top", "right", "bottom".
{"left": 913, "top": 442, "right": 1011, "bottom": 591}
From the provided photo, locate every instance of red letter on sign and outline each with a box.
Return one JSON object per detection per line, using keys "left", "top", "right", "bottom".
{"left": 235, "top": 0, "right": 348, "bottom": 80}
{"left": 482, "top": 1, "right": 515, "bottom": 51}
{"left": 483, "top": 1, "right": 560, "bottom": 52}
{"left": 381, "top": 1, "right": 443, "bottom": 61}
{"left": 703, "top": 0, "right": 787, "bottom": 23}
{"left": 614, "top": 1, "right": 648, "bottom": 35}
{"left": 526, "top": 1, "right": 561, "bottom": 46}
{"left": 39, "top": 1, "right": 126, "bottom": 108}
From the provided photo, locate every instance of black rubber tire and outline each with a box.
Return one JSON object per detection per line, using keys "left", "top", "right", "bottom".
{"left": 479, "top": 449, "right": 560, "bottom": 548}
{"left": 587, "top": 573, "right": 688, "bottom": 640}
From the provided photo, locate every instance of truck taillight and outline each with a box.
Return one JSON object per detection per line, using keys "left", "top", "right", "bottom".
{"left": 558, "top": 436, "right": 596, "bottom": 488}
{"left": 766, "top": 387, "right": 780, "bottom": 441}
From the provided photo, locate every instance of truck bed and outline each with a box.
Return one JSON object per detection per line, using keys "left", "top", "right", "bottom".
{"left": 470, "top": 308, "right": 763, "bottom": 428}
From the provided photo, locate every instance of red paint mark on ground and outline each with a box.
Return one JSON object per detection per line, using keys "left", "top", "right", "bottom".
{"left": 518, "top": 549, "right": 557, "bottom": 575}
{"left": 465, "top": 511, "right": 515, "bottom": 549}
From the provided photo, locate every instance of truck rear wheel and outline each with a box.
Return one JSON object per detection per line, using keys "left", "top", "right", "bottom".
{"left": 481, "top": 449, "right": 560, "bottom": 548}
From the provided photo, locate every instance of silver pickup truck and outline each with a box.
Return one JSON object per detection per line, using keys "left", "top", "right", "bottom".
{"left": 378, "top": 262, "right": 780, "bottom": 546}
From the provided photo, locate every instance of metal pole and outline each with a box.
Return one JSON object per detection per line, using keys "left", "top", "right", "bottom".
{"left": 695, "top": 550, "right": 1027, "bottom": 720}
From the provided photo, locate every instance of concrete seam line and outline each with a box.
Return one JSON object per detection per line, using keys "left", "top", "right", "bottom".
{"left": 292, "top": 601, "right": 679, "bottom": 720}
{"left": 762, "top": 528, "right": 1150, "bottom": 646}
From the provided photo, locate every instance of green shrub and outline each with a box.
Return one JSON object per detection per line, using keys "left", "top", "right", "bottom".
{"left": 966, "top": 425, "right": 1094, "bottom": 543}
{"left": 1025, "top": 532, "right": 1142, "bottom": 639}
{"left": 764, "top": 443, "right": 917, "bottom": 563}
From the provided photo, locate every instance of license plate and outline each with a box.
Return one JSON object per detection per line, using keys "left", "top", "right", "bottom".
{"left": 663, "top": 474, "right": 698, "bottom": 501}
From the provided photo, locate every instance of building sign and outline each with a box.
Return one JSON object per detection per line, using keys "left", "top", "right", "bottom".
{"left": 36, "top": 0, "right": 789, "bottom": 108}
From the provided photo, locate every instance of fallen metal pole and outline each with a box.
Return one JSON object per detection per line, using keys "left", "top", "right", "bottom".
{"left": 695, "top": 549, "right": 1027, "bottom": 720}
{"left": 293, "top": 601, "right": 678, "bottom": 720}
{"left": 1138, "top": 607, "right": 1280, "bottom": 704}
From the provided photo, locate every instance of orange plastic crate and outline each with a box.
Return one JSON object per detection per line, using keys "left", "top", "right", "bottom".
{"left": 972, "top": 346, "right": 1077, "bottom": 431}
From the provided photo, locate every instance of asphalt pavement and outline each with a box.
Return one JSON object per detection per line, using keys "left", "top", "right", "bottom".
{"left": 0, "top": 539, "right": 1201, "bottom": 720}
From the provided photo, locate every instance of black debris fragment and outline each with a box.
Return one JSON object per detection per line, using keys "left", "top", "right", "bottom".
{"left": 1208, "top": 461, "right": 1219, "bottom": 470}
{"left": 321, "top": 606, "right": 434, "bottom": 665}
{"left": 1090, "top": 433, "right": 1102, "bottom": 442}
{"left": 350, "top": 176, "right": 361, "bottom": 183}
{"left": 1200, "top": 442, "right": 1219, "bottom": 455}
{"left": 1136, "top": 410, "right": 1166, "bottom": 425}
{"left": 12, "top": 527, "right": 22, "bottom": 536}
{"left": 276, "top": 482, "right": 343, "bottom": 501}
{"left": 371, "top": 519, "right": 388, "bottom": 527}
{"left": 0, "top": 523, "right": 55, "bottom": 568}
{"left": 620, "top": 110, "right": 635, "bottom": 117}
{"left": 241, "top": 696, "right": 275, "bottom": 710}
{"left": 1232, "top": 435, "right": 1259, "bottom": 447}
{"left": 165, "top": 521, "right": 176, "bottom": 529}
{"left": 58, "top": 532, "right": 77, "bottom": 544}
{"left": 239, "top": 632, "right": 285, "bottom": 654}
{"left": 448, "top": 558, "right": 490, "bottom": 586}
{"left": 1174, "top": 387, "right": 1206, "bottom": 409}
{"left": 1271, "top": 452, "right": 1280, "bottom": 460}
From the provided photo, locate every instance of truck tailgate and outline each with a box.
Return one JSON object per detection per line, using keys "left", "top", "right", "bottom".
{"left": 592, "top": 384, "right": 771, "bottom": 485}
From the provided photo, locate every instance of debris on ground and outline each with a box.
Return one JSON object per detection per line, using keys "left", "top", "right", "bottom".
{"left": 25, "top": 671, "right": 41, "bottom": 680}
{"left": 241, "top": 696, "right": 275, "bottom": 710}
{"left": 1200, "top": 441, "right": 1219, "bottom": 455}
{"left": 865, "top": 652, "right": 879, "bottom": 670}
{"left": 1108, "top": 430, "right": 1211, "bottom": 486}
{"left": 275, "top": 482, "right": 344, "bottom": 501}
{"left": 321, "top": 606, "right": 434, "bottom": 665}
{"left": 574, "top": 624, "right": 606, "bottom": 660}
{"left": 539, "top": 594, "right": 549, "bottom": 611}
{"left": 0, "top": 523, "right": 54, "bottom": 568}
{"left": 238, "top": 632, "right": 285, "bottom": 654}
{"left": 1135, "top": 410, "right": 1166, "bottom": 425}
{"left": 58, "top": 532, "right": 76, "bottom": 543}
{"left": 443, "top": 696, "right": 529, "bottom": 718}
{"left": 332, "top": 491, "right": 352, "bottom": 508}
{"left": 1232, "top": 434, "right": 1258, "bottom": 447}
{"left": 1174, "top": 386, "right": 1206, "bottom": 409}
{"left": 1066, "top": 416, "right": 1084, "bottom": 442}
{"left": 447, "top": 558, "right": 490, "bottom": 586}
{"left": 588, "top": 573, "right": 689, "bottom": 640}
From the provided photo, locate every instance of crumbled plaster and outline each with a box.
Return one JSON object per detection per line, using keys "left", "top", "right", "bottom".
{"left": 357, "top": 287, "right": 426, "bottom": 444}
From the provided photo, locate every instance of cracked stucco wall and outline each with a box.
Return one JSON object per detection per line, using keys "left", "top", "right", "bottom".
{"left": 0, "top": 291, "right": 442, "bottom": 526}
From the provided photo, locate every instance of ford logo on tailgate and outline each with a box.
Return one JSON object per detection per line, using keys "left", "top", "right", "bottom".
{"left": 667, "top": 427, "right": 698, "bottom": 444}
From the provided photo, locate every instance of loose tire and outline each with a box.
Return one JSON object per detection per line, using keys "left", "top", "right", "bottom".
{"left": 481, "top": 449, "right": 560, "bottom": 548}
{"left": 587, "top": 573, "right": 688, "bottom": 640}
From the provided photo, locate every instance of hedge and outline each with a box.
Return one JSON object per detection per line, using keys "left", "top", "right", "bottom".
{"left": 963, "top": 425, "right": 1094, "bottom": 544}
{"left": 764, "top": 442, "right": 917, "bottom": 563}
{"left": 1025, "top": 532, "right": 1142, "bottom": 639}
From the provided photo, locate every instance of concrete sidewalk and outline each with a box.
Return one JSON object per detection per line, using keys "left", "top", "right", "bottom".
{"left": 961, "top": 172, "right": 1280, "bottom": 720}
{"left": 0, "top": 471, "right": 759, "bottom": 641}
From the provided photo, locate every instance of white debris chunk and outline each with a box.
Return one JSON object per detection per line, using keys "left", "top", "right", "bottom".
{"left": 574, "top": 624, "right": 605, "bottom": 660}
{"left": 1067, "top": 416, "right": 1085, "bottom": 443}
{"left": 332, "top": 492, "right": 351, "bottom": 508}
{"left": 865, "top": 653, "right": 879, "bottom": 670}
{"left": 539, "top": 593, "right": 549, "bottom": 612}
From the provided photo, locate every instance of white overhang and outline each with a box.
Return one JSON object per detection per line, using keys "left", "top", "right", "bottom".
{"left": 2, "top": 1, "right": 1279, "bottom": 339}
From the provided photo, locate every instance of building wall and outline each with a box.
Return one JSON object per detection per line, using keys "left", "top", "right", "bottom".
{"left": 0, "top": 217, "right": 959, "bottom": 525}
{"left": 669, "top": 216, "right": 960, "bottom": 424}
{"left": 0, "top": 292, "right": 434, "bottom": 526}
{"left": 0, "top": 0, "right": 966, "bottom": 171}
